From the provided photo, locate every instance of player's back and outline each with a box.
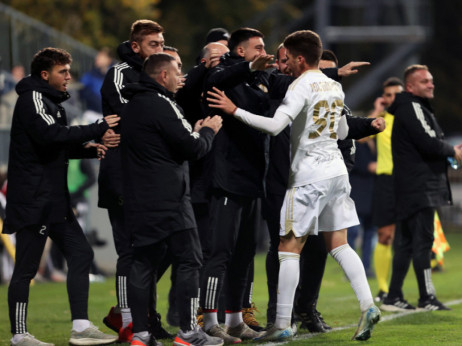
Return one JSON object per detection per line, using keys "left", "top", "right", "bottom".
{"left": 279, "top": 70, "right": 348, "bottom": 187}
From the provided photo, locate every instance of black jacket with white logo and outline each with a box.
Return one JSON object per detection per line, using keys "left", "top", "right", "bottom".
{"left": 121, "top": 73, "right": 215, "bottom": 246}
{"left": 4, "top": 75, "right": 109, "bottom": 233}
{"left": 390, "top": 92, "right": 454, "bottom": 219}
{"left": 98, "top": 41, "right": 143, "bottom": 208}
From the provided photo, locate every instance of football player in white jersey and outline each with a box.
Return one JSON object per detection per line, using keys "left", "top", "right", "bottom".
{"left": 207, "top": 30, "right": 380, "bottom": 342}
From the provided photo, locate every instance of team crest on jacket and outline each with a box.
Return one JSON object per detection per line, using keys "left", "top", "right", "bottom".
{"left": 57, "top": 111, "right": 61, "bottom": 118}
{"left": 258, "top": 84, "right": 268, "bottom": 93}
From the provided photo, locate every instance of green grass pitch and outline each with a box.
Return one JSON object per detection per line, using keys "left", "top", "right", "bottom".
{"left": 1, "top": 232, "right": 461, "bottom": 345}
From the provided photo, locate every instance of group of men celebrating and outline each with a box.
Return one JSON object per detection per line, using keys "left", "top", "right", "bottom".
{"left": 3, "top": 15, "right": 459, "bottom": 346}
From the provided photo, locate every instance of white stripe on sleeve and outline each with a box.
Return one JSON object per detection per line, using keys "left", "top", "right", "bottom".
{"left": 412, "top": 102, "right": 436, "bottom": 137}
{"left": 32, "top": 91, "right": 55, "bottom": 125}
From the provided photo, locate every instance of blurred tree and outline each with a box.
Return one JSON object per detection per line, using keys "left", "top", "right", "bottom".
{"left": 5, "top": 0, "right": 161, "bottom": 52}
{"left": 3, "top": 0, "right": 460, "bottom": 132}
{"left": 3, "top": 0, "right": 299, "bottom": 68}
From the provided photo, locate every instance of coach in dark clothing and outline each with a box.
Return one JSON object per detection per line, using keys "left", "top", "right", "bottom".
{"left": 382, "top": 64, "right": 462, "bottom": 312}
{"left": 98, "top": 20, "right": 168, "bottom": 337}
{"left": 4, "top": 47, "right": 118, "bottom": 346}
{"left": 121, "top": 53, "right": 222, "bottom": 345}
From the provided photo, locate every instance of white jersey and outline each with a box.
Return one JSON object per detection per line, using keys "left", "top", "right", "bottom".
{"left": 277, "top": 70, "right": 348, "bottom": 187}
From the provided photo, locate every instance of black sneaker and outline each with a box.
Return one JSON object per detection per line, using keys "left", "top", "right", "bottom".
{"left": 374, "top": 290, "right": 388, "bottom": 303}
{"left": 418, "top": 296, "right": 451, "bottom": 311}
{"left": 381, "top": 297, "right": 416, "bottom": 312}
{"left": 294, "top": 307, "right": 327, "bottom": 333}
{"left": 149, "top": 313, "right": 174, "bottom": 340}
{"left": 315, "top": 309, "right": 331, "bottom": 330}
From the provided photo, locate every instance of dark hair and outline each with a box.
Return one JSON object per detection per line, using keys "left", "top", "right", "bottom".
{"left": 283, "top": 30, "right": 322, "bottom": 66}
{"left": 31, "top": 47, "right": 72, "bottom": 77}
{"left": 228, "top": 27, "right": 264, "bottom": 53}
{"left": 130, "top": 19, "right": 163, "bottom": 43}
{"left": 276, "top": 43, "right": 285, "bottom": 60}
{"left": 163, "top": 46, "right": 178, "bottom": 53}
{"left": 143, "top": 53, "right": 175, "bottom": 76}
{"left": 404, "top": 64, "right": 428, "bottom": 84}
{"left": 205, "top": 27, "right": 230, "bottom": 44}
{"left": 383, "top": 77, "right": 404, "bottom": 89}
{"left": 320, "top": 49, "right": 338, "bottom": 67}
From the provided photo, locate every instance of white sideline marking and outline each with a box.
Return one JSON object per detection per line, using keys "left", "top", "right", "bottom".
{"left": 260, "top": 299, "right": 462, "bottom": 345}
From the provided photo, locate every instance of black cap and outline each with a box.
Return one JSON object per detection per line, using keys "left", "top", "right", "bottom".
{"left": 205, "top": 28, "right": 230, "bottom": 44}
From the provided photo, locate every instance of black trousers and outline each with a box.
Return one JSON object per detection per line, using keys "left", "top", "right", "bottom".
{"left": 388, "top": 207, "right": 435, "bottom": 301}
{"left": 8, "top": 212, "right": 93, "bottom": 334}
{"left": 129, "top": 228, "right": 202, "bottom": 333}
{"left": 200, "top": 192, "right": 258, "bottom": 312}
{"left": 296, "top": 235, "right": 328, "bottom": 310}
{"left": 108, "top": 206, "right": 133, "bottom": 309}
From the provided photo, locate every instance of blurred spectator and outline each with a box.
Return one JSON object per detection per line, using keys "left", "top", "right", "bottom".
{"left": 348, "top": 139, "right": 378, "bottom": 277}
{"left": 0, "top": 65, "right": 25, "bottom": 126}
{"left": 1, "top": 178, "right": 15, "bottom": 283}
{"left": 80, "top": 47, "right": 114, "bottom": 119}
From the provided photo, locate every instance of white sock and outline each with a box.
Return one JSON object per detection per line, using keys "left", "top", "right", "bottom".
{"left": 72, "top": 319, "right": 91, "bottom": 332}
{"left": 203, "top": 312, "right": 219, "bottom": 331}
{"left": 275, "top": 251, "right": 300, "bottom": 329}
{"left": 121, "top": 308, "right": 132, "bottom": 328}
{"left": 330, "top": 244, "right": 374, "bottom": 311}
{"left": 11, "top": 334, "right": 27, "bottom": 343}
{"left": 225, "top": 311, "right": 243, "bottom": 328}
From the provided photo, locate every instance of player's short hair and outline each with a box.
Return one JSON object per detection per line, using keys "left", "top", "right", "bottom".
{"left": 320, "top": 49, "right": 338, "bottom": 67}
{"left": 143, "top": 53, "right": 175, "bottom": 76}
{"left": 283, "top": 30, "right": 322, "bottom": 66}
{"left": 404, "top": 64, "right": 428, "bottom": 84}
{"left": 130, "top": 20, "right": 163, "bottom": 43}
{"left": 276, "top": 43, "right": 285, "bottom": 60}
{"left": 163, "top": 46, "right": 178, "bottom": 53}
{"left": 383, "top": 77, "right": 404, "bottom": 89}
{"left": 31, "top": 47, "right": 72, "bottom": 77}
{"left": 228, "top": 27, "right": 264, "bottom": 53}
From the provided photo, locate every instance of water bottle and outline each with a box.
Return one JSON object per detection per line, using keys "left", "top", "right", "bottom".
{"left": 447, "top": 157, "right": 460, "bottom": 170}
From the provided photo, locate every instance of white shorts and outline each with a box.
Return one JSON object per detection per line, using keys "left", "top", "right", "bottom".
{"left": 280, "top": 175, "right": 359, "bottom": 237}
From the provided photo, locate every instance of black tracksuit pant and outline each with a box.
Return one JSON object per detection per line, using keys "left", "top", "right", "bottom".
{"left": 8, "top": 211, "right": 93, "bottom": 334}
{"left": 108, "top": 206, "right": 133, "bottom": 309}
{"left": 129, "top": 228, "right": 202, "bottom": 333}
{"left": 200, "top": 191, "right": 258, "bottom": 312}
{"left": 388, "top": 207, "right": 436, "bottom": 302}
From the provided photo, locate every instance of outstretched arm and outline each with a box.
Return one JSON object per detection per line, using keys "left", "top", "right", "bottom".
{"left": 207, "top": 87, "right": 290, "bottom": 136}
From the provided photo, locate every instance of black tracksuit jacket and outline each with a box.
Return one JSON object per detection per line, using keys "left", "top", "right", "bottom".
{"left": 202, "top": 52, "right": 294, "bottom": 198}
{"left": 390, "top": 92, "right": 454, "bottom": 220}
{"left": 4, "top": 75, "right": 109, "bottom": 233}
{"left": 120, "top": 73, "right": 216, "bottom": 246}
{"left": 98, "top": 41, "right": 143, "bottom": 208}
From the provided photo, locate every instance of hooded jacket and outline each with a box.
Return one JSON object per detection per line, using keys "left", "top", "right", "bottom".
{"left": 121, "top": 73, "right": 216, "bottom": 246}
{"left": 390, "top": 92, "right": 454, "bottom": 219}
{"left": 202, "top": 52, "right": 274, "bottom": 198}
{"left": 98, "top": 41, "right": 143, "bottom": 208}
{"left": 4, "top": 75, "right": 109, "bottom": 233}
